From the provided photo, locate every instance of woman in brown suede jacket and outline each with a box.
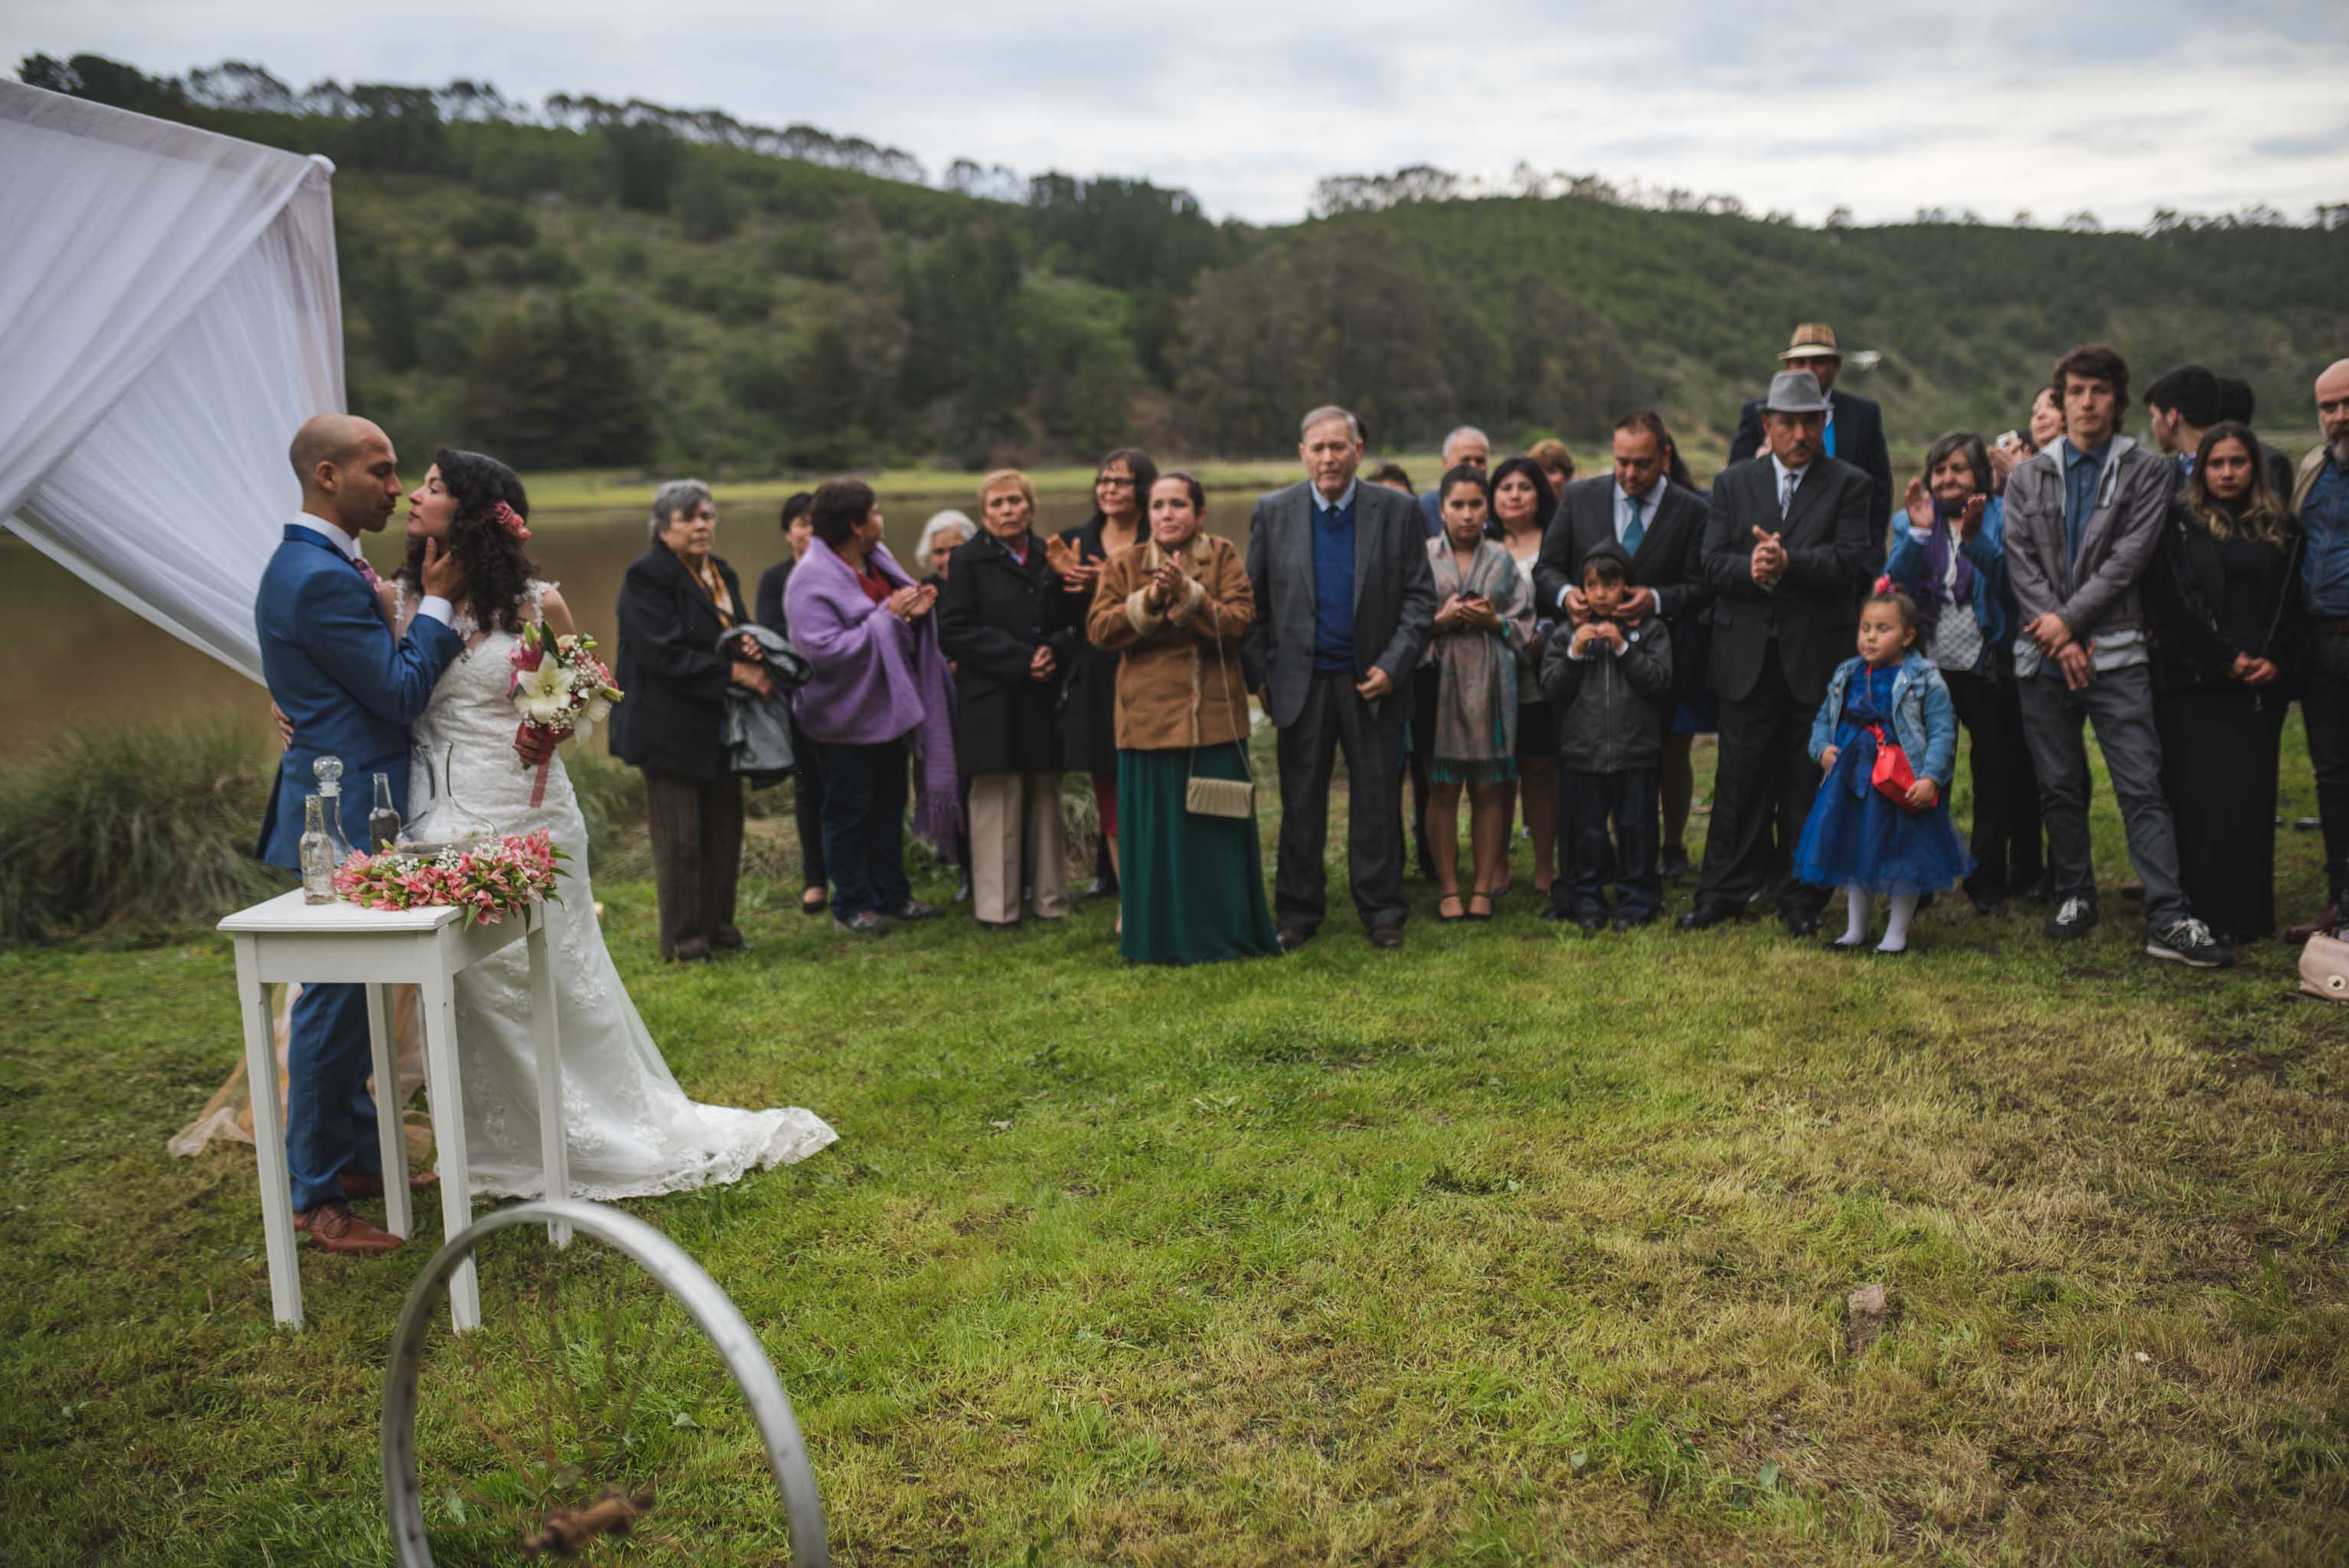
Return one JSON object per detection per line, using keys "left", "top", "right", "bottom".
{"left": 1086, "top": 472, "right": 1279, "bottom": 964}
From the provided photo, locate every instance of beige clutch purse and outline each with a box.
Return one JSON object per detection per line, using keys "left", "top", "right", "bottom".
{"left": 1184, "top": 581, "right": 1255, "bottom": 821}
{"left": 2297, "top": 929, "right": 2349, "bottom": 1003}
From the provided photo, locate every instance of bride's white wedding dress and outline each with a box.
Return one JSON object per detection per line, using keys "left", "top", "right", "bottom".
{"left": 399, "top": 581, "right": 835, "bottom": 1198}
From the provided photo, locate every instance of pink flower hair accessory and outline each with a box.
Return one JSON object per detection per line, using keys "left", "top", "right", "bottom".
{"left": 492, "top": 499, "right": 531, "bottom": 542}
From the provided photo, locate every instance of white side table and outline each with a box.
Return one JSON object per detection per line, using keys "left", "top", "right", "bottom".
{"left": 218, "top": 889, "right": 569, "bottom": 1332}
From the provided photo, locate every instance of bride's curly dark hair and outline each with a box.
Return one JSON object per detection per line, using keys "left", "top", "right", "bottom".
{"left": 399, "top": 447, "right": 538, "bottom": 634}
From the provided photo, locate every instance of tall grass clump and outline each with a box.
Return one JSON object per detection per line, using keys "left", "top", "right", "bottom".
{"left": 0, "top": 723, "right": 283, "bottom": 943}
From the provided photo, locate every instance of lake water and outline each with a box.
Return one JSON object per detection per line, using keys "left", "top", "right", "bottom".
{"left": 4, "top": 491, "right": 1261, "bottom": 762}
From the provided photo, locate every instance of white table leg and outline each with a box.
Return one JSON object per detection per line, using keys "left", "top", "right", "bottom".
{"left": 364, "top": 984, "right": 412, "bottom": 1240}
{"left": 526, "top": 910, "right": 570, "bottom": 1249}
{"left": 418, "top": 967, "right": 479, "bottom": 1332}
{"left": 235, "top": 942, "right": 301, "bottom": 1329}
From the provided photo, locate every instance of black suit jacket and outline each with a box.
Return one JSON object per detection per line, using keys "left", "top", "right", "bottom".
{"left": 936, "top": 531, "right": 1073, "bottom": 776}
{"left": 1701, "top": 456, "right": 1873, "bottom": 706}
{"left": 1242, "top": 479, "right": 1436, "bottom": 729}
{"left": 754, "top": 555, "right": 795, "bottom": 639}
{"left": 1533, "top": 475, "right": 1714, "bottom": 697}
{"left": 609, "top": 543, "right": 743, "bottom": 782}
{"left": 1730, "top": 389, "right": 1893, "bottom": 549}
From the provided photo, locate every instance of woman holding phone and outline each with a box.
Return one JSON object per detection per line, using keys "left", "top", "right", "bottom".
{"left": 1420, "top": 464, "right": 1535, "bottom": 921}
{"left": 1085, "top": 472, "right": 1278, "bottom": 965}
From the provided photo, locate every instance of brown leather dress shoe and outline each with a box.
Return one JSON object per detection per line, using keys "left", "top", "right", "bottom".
{"left": 2287, "top": 904, "right": 2338, "bottom": 942}
{"left": 1368, "top": 925, "right": 1405, "bottom": 949}
{"left": 339, "top": 1168, "right": 439, "bottom": 1200}
{"left": 293, "top": 1200, "right": 404, "bottom": 1255}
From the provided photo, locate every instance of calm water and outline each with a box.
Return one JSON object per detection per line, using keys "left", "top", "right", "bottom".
{"left": 4, "top": 492, "right": 1259, "bottom": 761}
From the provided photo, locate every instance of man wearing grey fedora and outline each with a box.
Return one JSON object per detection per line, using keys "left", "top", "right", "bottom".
{"left": 1245, "top": 403, "right": 1436, "bottom": 950}
{"left": 1730, "top": 322, "right": 1894, "bottom": 558}
{"left": 1681, "top": 369, "right": 1874, "bottom": 935}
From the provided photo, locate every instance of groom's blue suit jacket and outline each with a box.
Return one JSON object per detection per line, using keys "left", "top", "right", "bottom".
{"left": 253, "top": 525, "right": 464, "bottom": 869}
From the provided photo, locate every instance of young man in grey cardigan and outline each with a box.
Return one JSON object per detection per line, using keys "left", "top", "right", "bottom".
{"left": 2004, "top": 343, "right": 2229, "bottom": 968}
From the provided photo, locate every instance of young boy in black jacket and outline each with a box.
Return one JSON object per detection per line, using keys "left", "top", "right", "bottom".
{"left": 1539, "top": 543, "right": 1675, "bottom": 929}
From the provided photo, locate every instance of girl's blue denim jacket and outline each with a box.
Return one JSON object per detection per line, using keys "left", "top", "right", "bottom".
{"left": 1807, "top": 649, "right": 1959, "bottom": 786}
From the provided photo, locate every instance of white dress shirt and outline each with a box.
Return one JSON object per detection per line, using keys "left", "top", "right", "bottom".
{"left": 291, "top": 512, "right": 451, "bottom": 627}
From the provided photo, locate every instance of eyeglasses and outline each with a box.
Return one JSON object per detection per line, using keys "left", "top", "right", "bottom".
{"left": 1096, "top": 475, "right": 1135, "bottom": 488}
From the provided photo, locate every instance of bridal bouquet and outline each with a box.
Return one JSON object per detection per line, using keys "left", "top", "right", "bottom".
{"left": 332, "top": 831, "right": 564, "bottom": 928}
{"left": 509, "top": 620, "right": 622, "bottom": 807}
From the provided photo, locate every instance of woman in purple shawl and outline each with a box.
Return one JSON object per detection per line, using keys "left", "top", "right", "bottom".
{"left": 782, "top": 479, "right": 962, "bottom": 936}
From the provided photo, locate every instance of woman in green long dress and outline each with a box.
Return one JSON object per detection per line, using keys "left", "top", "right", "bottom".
{"left": 1086, "top": 472, "right": 1280, "bottom": 965}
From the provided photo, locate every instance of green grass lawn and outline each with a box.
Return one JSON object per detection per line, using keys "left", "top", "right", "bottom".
{"left": 4, "top": 728, "right": 2347, "bottom": 1565}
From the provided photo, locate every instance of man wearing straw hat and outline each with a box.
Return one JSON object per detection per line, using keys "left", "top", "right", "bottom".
{"left": 1730, "top": 322, "right": 1894, "bottom": 553}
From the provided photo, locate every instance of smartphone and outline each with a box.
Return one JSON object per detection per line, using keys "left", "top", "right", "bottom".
{"left": 1994, "top": 430, "right": 2022, "bottom": 451}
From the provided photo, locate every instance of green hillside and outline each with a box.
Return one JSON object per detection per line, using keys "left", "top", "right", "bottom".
{"left": 21, "top": 53, "right": 2348, "bottom": 474}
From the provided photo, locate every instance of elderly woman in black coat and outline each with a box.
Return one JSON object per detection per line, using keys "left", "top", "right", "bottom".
{"left": 611, "top": 479, "right": 766, "bottom": 962}
{"left": 938, "top": 469, "right": 1074, "bottom": 928}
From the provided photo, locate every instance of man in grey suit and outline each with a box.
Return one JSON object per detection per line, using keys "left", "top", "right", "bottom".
{"left": 1245, "top": 403, "right": 1437, "bottom": 949}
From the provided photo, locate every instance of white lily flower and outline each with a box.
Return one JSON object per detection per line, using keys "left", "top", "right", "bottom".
{"left": 514, "top": 661, "right": 573, "bottom": 724}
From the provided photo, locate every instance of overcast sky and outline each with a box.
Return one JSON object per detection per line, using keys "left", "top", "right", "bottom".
{"left": 7, "top": 1, "right": 2346, "bottom": 227}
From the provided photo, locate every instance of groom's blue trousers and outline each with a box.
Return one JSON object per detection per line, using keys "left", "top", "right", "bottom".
{"left": 286, "top": 981, "right": 384, "bottom": 1211}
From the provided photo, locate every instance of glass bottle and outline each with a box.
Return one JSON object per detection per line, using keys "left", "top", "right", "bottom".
{"left": 368, "top": 772, "right": 402, "bottom": 853}
{"left": 312, "top": 755, "right": 354, "bottom": 864}
{"left": 299, "top": 795, "right": 338, "bottom": 903}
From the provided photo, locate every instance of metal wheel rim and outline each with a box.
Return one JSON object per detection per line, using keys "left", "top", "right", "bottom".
{"left": 381, "top": 1197, "right": 828, "bottom": 1567}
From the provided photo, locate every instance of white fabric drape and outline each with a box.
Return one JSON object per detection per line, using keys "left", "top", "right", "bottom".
{"left": 0, "top": 80, "right": 344, "bottom": 683}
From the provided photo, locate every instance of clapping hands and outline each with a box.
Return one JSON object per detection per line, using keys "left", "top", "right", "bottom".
{"left": 887, "top": 583, "right": 938, "bottom": 622}
{"left": 1145, "top": 557, "right": 1187, "bottom": 614}
{"left": 1045, "top": 534, "right": 1098, "bottom": 593}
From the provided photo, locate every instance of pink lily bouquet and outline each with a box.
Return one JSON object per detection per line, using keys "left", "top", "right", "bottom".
{"left": 508, "top": 619, "right": 622, "bottom": 807}
{"left": 332, "top": 831, "right": 564, "bottom": 929}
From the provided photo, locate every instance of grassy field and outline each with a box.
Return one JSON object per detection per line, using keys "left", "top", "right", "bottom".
{"left": 4, "top": 727, "right": 2347, "bottom": 1565}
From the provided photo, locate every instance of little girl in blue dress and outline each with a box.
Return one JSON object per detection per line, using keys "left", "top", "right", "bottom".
{"left": 1793, "top": 588, "right": 1973, "bottom": 954}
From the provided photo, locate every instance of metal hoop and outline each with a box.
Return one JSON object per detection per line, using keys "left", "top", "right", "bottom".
{"left": 381, "top": 1198, "right": 828, "bottom": 1566}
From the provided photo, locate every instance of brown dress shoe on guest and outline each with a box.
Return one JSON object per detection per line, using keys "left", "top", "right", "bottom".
{"left": 293, "top": 1200, "right": 404, "bottom": 1255}
{"left": 2287, "top": 905, "right": 2339, "bottom": 942}
{"left": 339, "top": 1168, "right": 438, "bottom": 1200}
{"left": 1368, "top": 925, "right": 1405, "bottom": 949}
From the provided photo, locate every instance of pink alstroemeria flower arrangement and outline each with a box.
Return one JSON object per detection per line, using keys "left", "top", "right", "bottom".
{"left": 508, "top": 619, "right": 622, "bottom": 807}
{"left": 332, "top": 831, "right": 564, "bottom": 929}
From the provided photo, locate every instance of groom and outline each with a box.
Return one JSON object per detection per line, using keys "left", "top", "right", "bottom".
{"left": 253, "top": 414, "right": 467, "bottom": 1254}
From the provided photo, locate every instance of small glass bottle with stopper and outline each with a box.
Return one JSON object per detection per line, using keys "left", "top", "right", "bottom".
{"left": 368, "top": 772, "right": 402, "bottom": 853}
{"left": 299, "top": 795, "right": 338, "bottom": 903}
{"left": 312, "top": 755, "right": 355, "bottom": 864}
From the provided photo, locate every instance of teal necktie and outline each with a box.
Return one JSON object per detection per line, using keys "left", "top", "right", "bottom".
{"left": 1623, "top": 495, "right": 1645, "bottom": 552}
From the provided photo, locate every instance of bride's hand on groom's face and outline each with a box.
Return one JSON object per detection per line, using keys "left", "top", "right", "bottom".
{"left": 420, "top": 537, "right": 468, "bottom": 602}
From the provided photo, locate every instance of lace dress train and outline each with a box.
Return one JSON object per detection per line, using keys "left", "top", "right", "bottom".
{"left": 403, "top": 585, "right": 835, "bottom": 1198}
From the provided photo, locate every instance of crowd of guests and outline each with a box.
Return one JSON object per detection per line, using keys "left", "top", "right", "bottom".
{"left": 606, "top": 324, "right": 2349, "bottom": 972}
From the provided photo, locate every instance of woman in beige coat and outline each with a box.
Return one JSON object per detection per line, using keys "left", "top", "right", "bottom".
{"left": 1087, "top": 472, "right": 1280, "bottom": 964}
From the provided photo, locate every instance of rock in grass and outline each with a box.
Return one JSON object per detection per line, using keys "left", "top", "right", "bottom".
{"left": 1847, "top": 1282, "right": 1890, "bottom": 1354}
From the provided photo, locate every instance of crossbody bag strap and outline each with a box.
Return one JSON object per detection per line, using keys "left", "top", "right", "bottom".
{"left": 1184, "top": 556, "right": 1253, "bottom": 787}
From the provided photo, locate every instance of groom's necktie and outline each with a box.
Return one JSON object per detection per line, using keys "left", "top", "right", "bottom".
{"left": 348, "top": 552, "right": 392, "bottom": 627}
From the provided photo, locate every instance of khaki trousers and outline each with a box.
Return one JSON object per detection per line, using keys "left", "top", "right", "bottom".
{"left": 967, "top": 772, "right": 1068, "bottom": 925}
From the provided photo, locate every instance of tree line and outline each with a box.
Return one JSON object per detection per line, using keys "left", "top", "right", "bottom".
{"left": 20, "top": 53, "right": 2349, "bottom": 475}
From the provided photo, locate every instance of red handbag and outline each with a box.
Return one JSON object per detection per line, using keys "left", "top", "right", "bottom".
{"left": 1868, "top": 724, "right": 1919, "bottom": 810}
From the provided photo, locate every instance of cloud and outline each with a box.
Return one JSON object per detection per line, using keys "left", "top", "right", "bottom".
{"left": 4, "top": 0, "right": 2346, "bottom": 227}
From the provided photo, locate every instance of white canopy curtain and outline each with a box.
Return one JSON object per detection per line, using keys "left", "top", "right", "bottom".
{"left": 0, "top": 80, "right": 345, "bottom": 684}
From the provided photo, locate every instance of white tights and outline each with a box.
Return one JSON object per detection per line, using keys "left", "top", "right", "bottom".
{"left": 1841, "top": 887, "right": 1919, "bottom": 952}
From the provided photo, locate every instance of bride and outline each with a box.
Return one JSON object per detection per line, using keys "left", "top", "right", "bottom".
{"left": 375, "top": 448, "right": 835, "bottom": 1199}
